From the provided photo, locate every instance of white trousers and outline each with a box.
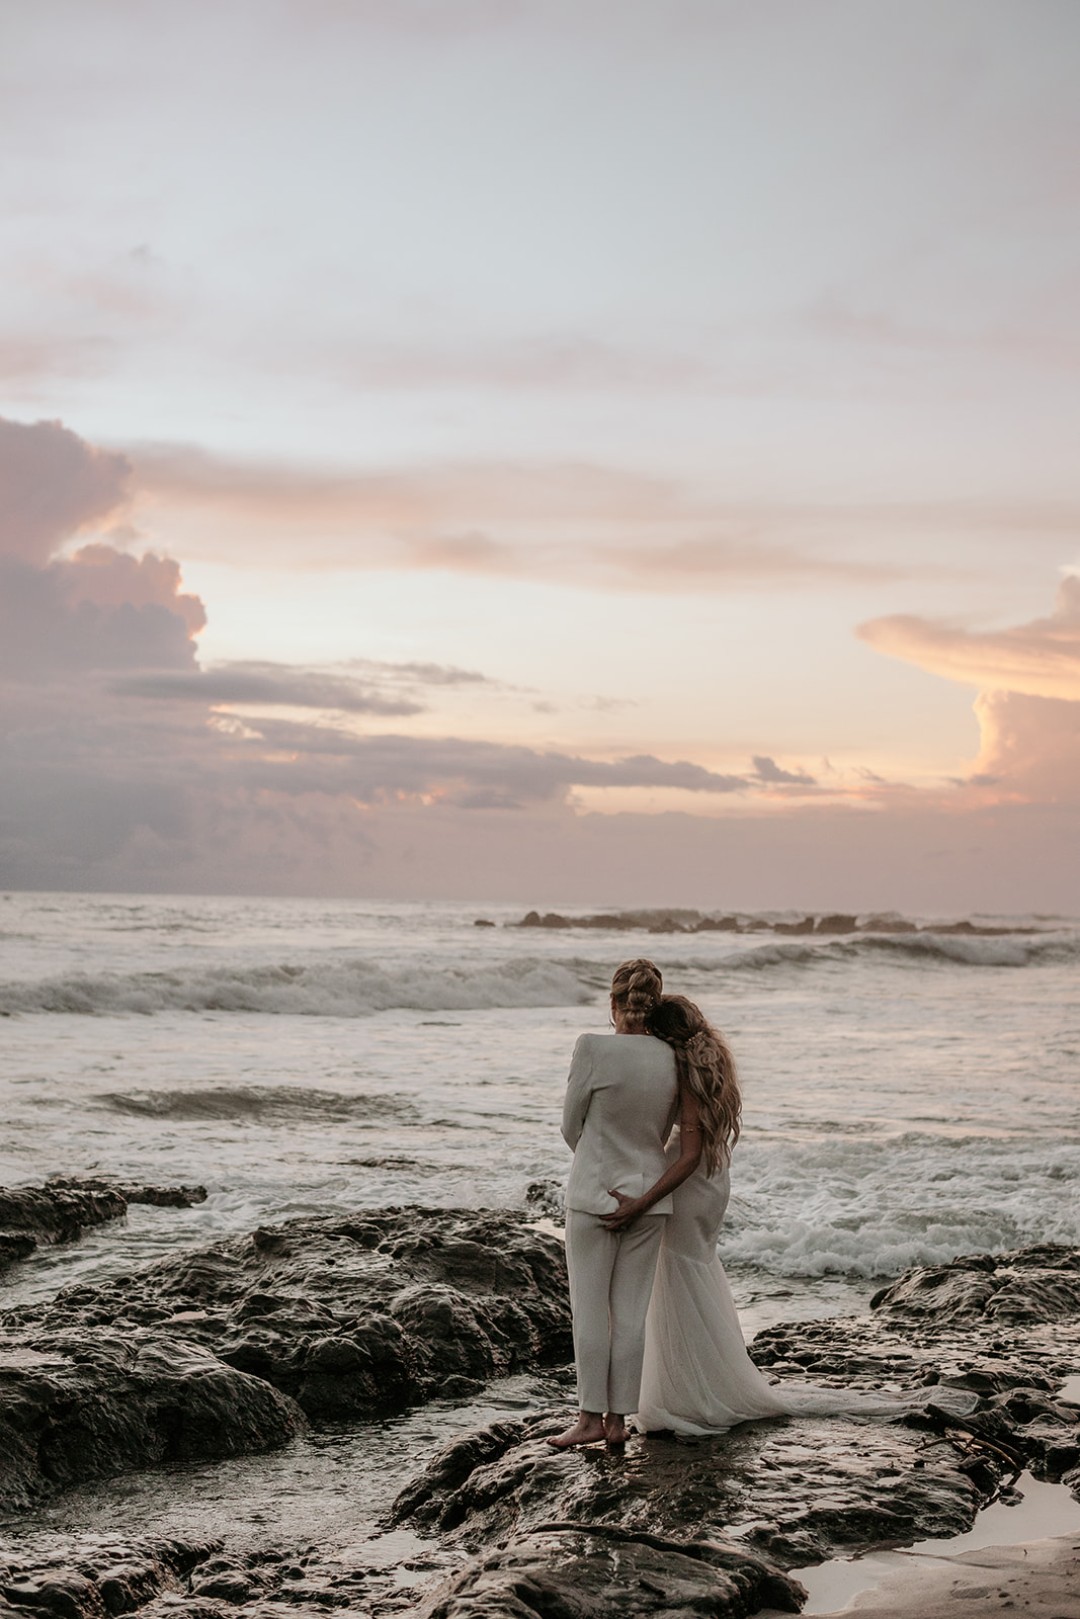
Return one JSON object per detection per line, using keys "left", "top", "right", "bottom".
{"left": 565, "top": 1210, "right": 665, "bottom": 1415}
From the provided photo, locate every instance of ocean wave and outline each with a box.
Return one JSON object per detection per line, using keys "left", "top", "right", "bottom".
{"left": 94, "top": 1085, "right": 419, "bottom": 1122}
{"left": 713, "top": 930, "right": 1080, "bottom": 973}
{"left": 0, "top": 956, "right": 595, "bottom": 1017}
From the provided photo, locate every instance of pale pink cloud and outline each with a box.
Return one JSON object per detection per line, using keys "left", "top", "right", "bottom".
{"left": 859, "top": 577, "right": 1080, "bottom": 701}
{"left": 971, "top": 690, "right": 1080, "bottom": 803}
{"left": 131, "top": 441, "right": 925, "bottom": 587}
{"left": 60, "top": 543, "right": 206, "bottom": 638}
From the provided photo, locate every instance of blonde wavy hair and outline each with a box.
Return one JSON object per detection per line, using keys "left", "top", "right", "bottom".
{"left": 648, "top": 994, "right": 741, "bottom": 1173}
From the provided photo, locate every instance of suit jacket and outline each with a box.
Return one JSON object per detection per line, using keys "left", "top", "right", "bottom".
{"left": 562, "top": 1032, "right": 679, "bottom": 1216}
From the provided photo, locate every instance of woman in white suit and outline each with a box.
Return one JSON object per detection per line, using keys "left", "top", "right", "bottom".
{"left": 550, "top": 959, "right": 705, "bottom": 1449}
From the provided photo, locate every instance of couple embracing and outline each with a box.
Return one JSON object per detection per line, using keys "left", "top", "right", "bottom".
{"left": 550, "top": 957, "right": 958, "bottom": 1450}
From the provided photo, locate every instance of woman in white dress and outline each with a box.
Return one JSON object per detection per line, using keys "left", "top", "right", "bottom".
{"left": 602, "top": 995, "right": 971, "bottom": 1433}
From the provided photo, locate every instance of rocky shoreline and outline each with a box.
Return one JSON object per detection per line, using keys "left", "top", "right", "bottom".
{"left": 1, "top": 1186, "right": 1078, "bottom": 1618}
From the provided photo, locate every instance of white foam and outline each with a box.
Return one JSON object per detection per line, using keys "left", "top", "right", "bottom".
{"left": 723, "top": 1135, "right": 1080, "bottom": 1278}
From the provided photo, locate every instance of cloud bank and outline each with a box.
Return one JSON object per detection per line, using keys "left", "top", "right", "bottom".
{"left": 3, "top": 413, "right": 1078, "bottom": 908}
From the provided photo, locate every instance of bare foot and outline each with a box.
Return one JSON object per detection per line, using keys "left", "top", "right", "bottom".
{"left": 546, "top": 1413, "right": 606, "bottom": 1449}
{"left": 604, "top": 1415, "right": 631, "bottom": 1445}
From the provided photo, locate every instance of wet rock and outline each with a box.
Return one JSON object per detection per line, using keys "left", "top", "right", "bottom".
{"left": 513, "top": 908, "right": 703, "bottom": 933}
{"left": 0, "top": 1332, "right": 301, "bottom": 1510}
{"left": 0, "top": 1182, "right": 207, "bottom": 1275}
{"left": 0, "top": 1186, "right": 127, "bottom": 1274}
{"left": 418, "top": 1528, "right": 804, "bottom": 1618}
{"left": 0, "top": 1538, "right": 377, "bottom": 1619}
{"left": 0, "top": 1209, "right": 570, "bottom": 1501}
{"left": 391, "top": 1409, "right": 992, "bottom": 1570}
{"left": 869, "top": 1243, "right": 1080, "bottom": 1326}
{"left": 813, "top": 914, "right": 857, "bottom": 934}
{"left": 0, "top": 1537, "right": 221, "bottom": 1619}
{"left": 389, "top": 1242, "right": 1080, "bottom": 1614}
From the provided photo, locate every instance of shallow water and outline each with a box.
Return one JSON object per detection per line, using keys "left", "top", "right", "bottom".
{"left": 0, "top": 1370, "right": 570, "bottom": 1551}
{"left": 792, "top": 1468, "right": 1080, "bottom": 1614}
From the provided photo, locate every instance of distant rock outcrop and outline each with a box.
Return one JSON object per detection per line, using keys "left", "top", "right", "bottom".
{"left": 509, "top": 908, "right": 1042, "bottom": 937}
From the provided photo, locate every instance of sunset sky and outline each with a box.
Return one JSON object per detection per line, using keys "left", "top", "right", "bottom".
{"left": 2, "top": 0, "right": 1078, "bottom": 909}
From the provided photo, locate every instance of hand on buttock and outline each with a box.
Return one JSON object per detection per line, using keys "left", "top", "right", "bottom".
{"left": 600, "top": 1190, "right": 645, "bottom": 1230}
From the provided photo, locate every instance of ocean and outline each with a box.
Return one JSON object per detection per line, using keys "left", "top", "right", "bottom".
{"left": 3, "top": 891, "right": 1078, "bottom": 1333}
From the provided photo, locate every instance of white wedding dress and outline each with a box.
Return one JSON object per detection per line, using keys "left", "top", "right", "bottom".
{"left": 637, "top": 1139, "right": 973, "bottom": 1434}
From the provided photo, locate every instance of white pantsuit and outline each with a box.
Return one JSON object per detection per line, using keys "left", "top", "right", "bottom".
{"left": 561, "top": 1032, "right": 678, "bottom": 1414}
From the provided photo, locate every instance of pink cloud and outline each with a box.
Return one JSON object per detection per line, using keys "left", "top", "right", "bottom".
{"left": 132, "top": 441, "right": 919, "bottom": 587}
{"left": 58, "top": 543, "right": 206, "bottom": 638}
{"left": 858, "top": 577, "right": 1080, "bottom": 702}
{"left": 971, "top": 690, "right": 1080, "bottom": 803}
{"left": 0, "top": 416, "right": 205, "bottom": 678}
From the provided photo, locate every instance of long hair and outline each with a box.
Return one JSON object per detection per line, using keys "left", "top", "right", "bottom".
{"left": 647, "top": 994, "right": 741, "bottom": 1173}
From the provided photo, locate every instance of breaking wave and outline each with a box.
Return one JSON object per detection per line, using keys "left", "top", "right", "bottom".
{"left": 724, "top": 1135, "right": 1080, "bottom": 1278}
{"left": 0, "top": 956, "right": 595, "bottom": 1017}
{"left": 714, "top": 930, "right": 1080, "bottom": 973}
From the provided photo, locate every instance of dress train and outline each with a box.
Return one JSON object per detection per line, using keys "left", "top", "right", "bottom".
{"left": 637, "top": 1146, "right": 975, "bottom": 1435}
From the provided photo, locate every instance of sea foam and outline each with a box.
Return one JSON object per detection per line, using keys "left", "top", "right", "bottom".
{"left": 723, "top": 1135, "right": 1080, "bottom": 1278}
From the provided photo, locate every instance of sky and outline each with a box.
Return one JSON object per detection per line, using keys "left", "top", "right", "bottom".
{"left": 1, "top": 0, "right": 1078, "bottom": 909}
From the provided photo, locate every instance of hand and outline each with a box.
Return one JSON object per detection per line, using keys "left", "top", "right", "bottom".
{"left": 599, "top": 1191, "right": 645, "bottom": 1231}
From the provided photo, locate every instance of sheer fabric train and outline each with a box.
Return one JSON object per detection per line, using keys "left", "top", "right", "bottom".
{"left": 637, "top": 1137, "right": 974, "bottom": 1434}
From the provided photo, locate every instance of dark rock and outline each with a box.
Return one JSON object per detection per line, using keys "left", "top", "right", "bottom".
{"left": 471, "top": 920, "right": 495, "bottom": 928}
{"left": 0, "top": 1333, "right": 300, "bottom": 1510}
{"left": 0, "top": 1209, "right": 570, "bottom": 1509}
{"left": 0, "top": 1181, "right": 207, "bottom": 1276}
{"left": 418, "top": 1528, "right": 804, "bottom": 1618}
{"left": 772, "top": 917, "right": 815, "bottom": 935}
{"left": 391, "top": 1412, "right": 989, "bottom": 1569}
{"left": 389, "top": 1241, "right": 1080, "bottom": 1613}
{"left": 116, "top": 1186, "right": 207, "bottom": 1211}
{"left": 512, "top": 908, "right": 703, "bottom": 933}
{"left": 0, "top": 1185, "right": 127, "bottom": 1273}
{"left": 813, "top": 914, "right": 858, "bottom": 934}
{"left": 869, "top": 1244, "right": 1080, "bottom": 1326}
{"left": 0, "top": 1538, "right": 221, "bottom": 1619}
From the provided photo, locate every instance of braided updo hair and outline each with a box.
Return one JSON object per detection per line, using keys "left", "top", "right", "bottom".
{"left": 609, "top": 958, "right": 663, "bottom": 1026}
{"left": 647, "top": 994, "right": 741, "bottom": 1174}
